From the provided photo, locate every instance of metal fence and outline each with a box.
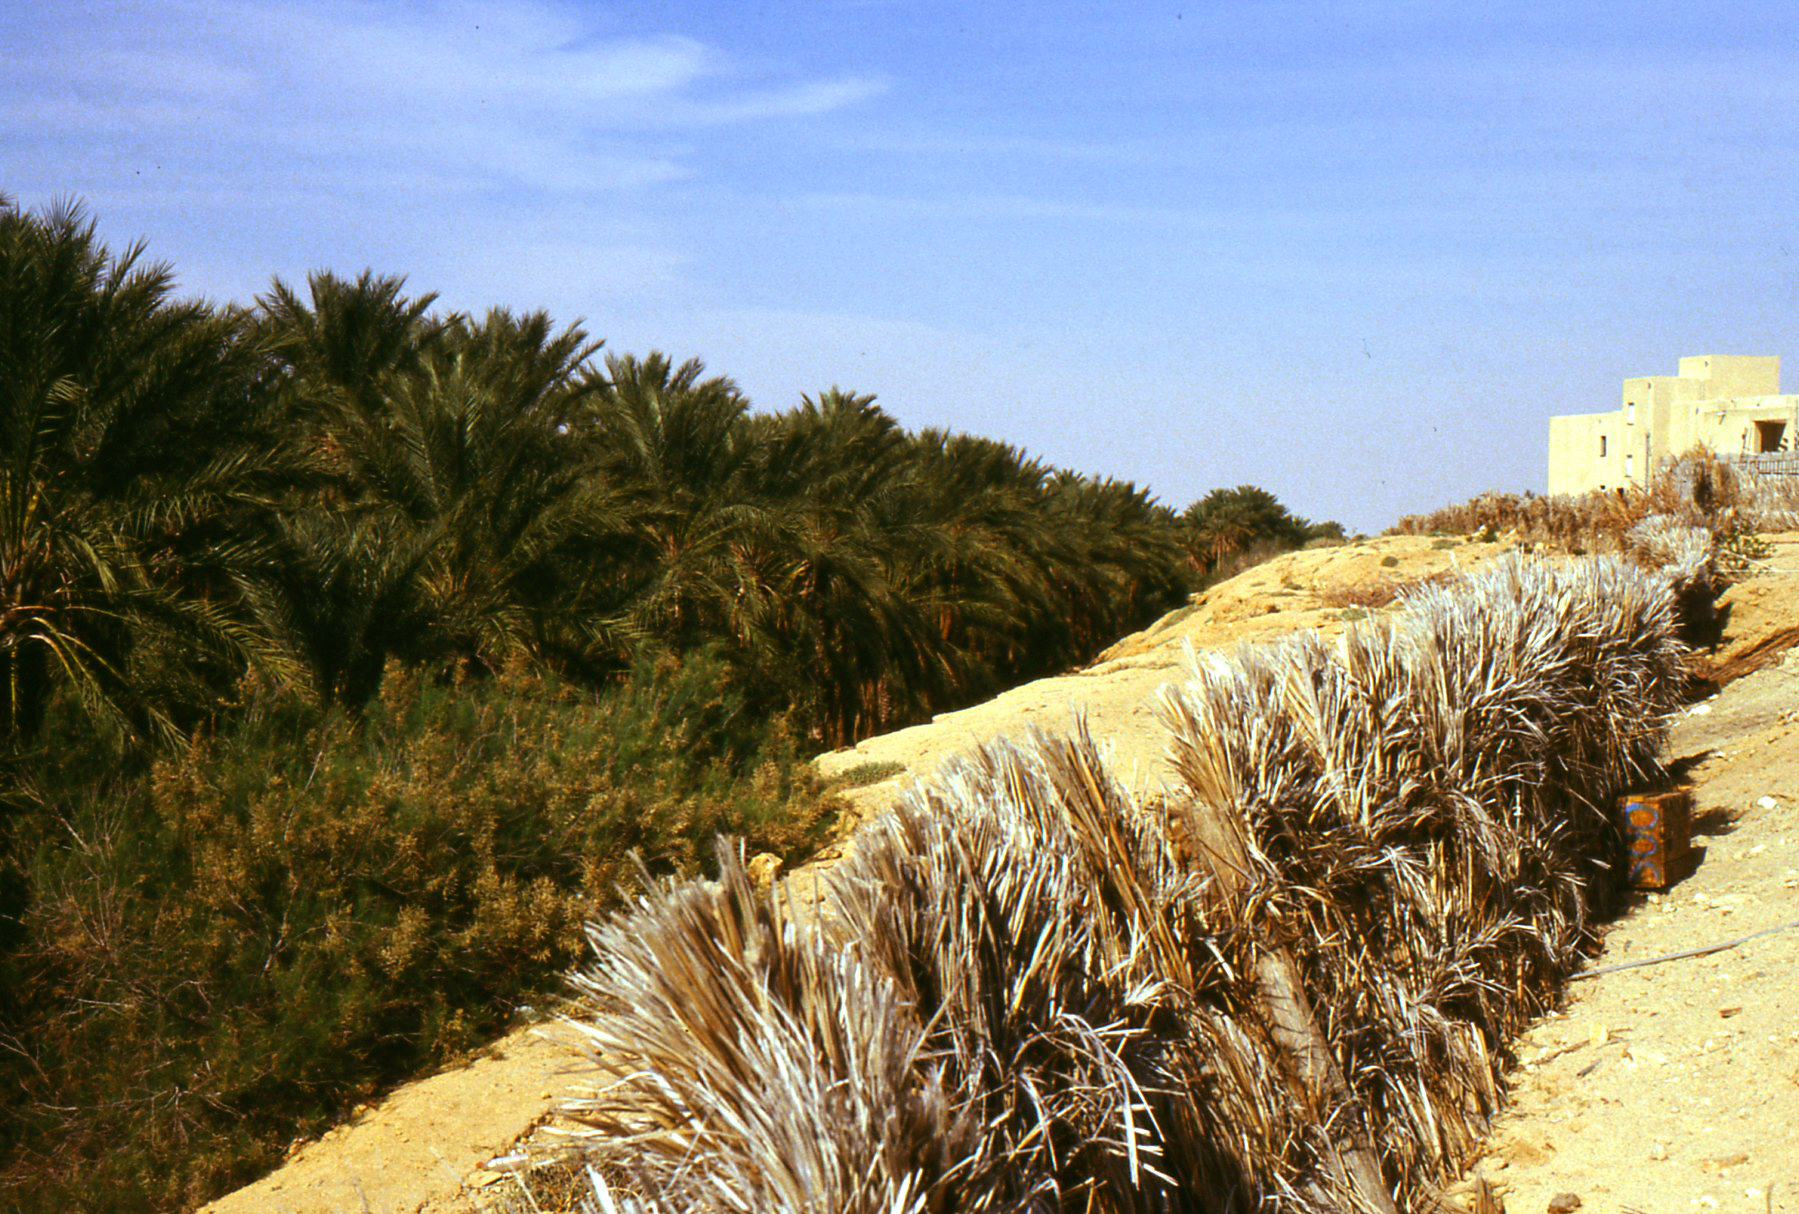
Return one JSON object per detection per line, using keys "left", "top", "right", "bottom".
{"left": 1727, "top": 452, "right": 1799, "bottom": 477}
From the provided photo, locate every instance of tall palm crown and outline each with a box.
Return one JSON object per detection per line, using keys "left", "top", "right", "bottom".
{"left": 1182, "top": 484, "right": 1321, "bottom": 575}
{"left": 252, "top": 275, "right": 611, "bottom": 702}
{"left": 0, "top": 198, "right": 278, "bottom": 743}
{"left": 579, "top": 352, "right": 759, "bottom": 653}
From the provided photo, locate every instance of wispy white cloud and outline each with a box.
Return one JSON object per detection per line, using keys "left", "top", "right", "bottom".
{"left": 828, "top": 130, "right": 1192, "bottom": 166}
{"left": 670, "top": 77, "right": 888, "bottom": 124}
{"left": 0, "top": 0, "right": 886, "bottom": 307}
{"left": 2, "top": 0, "right": 884, "bottom": 201}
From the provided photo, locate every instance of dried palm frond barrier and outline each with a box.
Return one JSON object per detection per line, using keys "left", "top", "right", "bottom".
{"left": 563, "top": 855, "right": 990, "bottom": 1213}
{"left": 563, "top": 734, "right": 1236, "bottom": 1213}
{"left": 1624, "top": 515, "right": 1719, "bottom": 649}
{"left": 557, "top": 553, "right": 1690, "bottom": 1212}
{"left": 1156, "top": 554, "right": 1689, "bottom": 1208}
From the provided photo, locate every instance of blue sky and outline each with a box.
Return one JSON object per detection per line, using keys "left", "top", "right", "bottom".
{"left": 5, "top": 1, "right": 1797, "bottom": 531}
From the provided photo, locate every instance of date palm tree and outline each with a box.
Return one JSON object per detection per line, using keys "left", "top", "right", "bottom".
{"left": 1035, "top": 472, "right": 1188, "bottom": 659}
{"left": 0, "top": 197, "right": 281, "bottom": 745}
{"left": 736, "top": 391, "right": 947, "bottom": 745}
{"left": 1181, "top": 484, "right": 1311, "bottom": 578}
{"left": 256, "top": 269, "right": 439, "bottom": 419}
{"left": 580, "top": 352, "right": 760, "bottom": 653}
{"left": 247, "top": 269, "right": 443, "bottom": 704}
{"left": 254, "top": 276, "right": 615, "bottom": 701}
{"left": 359, "top": 308, "right": 612, "bottom": 674}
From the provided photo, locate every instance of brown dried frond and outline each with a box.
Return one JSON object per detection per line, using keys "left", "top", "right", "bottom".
{"left": 559, "top": 846, "right": 991, "bottom": 1213}
{"left": 1156, "top": 553, "right": 1689, "bottom": 1207}
{"left": 827, "top": 726, "right": 1242, "bottom": 1210}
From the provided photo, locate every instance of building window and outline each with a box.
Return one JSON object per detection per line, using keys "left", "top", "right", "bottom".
{"left": 1599, "top": 434, "right": 1607, "bottom": 457}
{"left": 1627, "top": 401, "right": 1636, "bottom": 424}
{"left": 1756, "top": 420, "right": 1788, "bottom": 453}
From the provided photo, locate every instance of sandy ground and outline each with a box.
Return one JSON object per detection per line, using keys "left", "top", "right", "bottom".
{"left": 197, "top": 532, "right": 1799, "bottom": 1214}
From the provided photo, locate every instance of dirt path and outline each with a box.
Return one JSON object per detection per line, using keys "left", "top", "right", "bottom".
{"left": 199, "top": 533, "right": 1799, "bottom": 1214}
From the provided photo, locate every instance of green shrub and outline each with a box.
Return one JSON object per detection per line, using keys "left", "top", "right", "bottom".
{"left": 0, "top": 655, "right": 839, "bottom": 1212}
{"left": 1714, "top": 518, "right": 1773, "bottom": 583}
{"left": 828, "top": 759, "right": 909, "bottom": 789}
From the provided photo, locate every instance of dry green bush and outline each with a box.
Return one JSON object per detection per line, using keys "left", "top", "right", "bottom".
{"left": 0, "top": 654, "right": 839, "bottom": 1213}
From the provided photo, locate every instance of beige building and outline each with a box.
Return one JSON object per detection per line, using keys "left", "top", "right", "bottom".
{"left": 1548, "top": 355, "right": 1799, "bottom": 495}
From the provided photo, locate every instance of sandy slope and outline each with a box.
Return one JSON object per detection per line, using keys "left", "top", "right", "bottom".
{"left": 813, "top": 533, "right": 1523, "bottom": 815}
{"left": 198, "top": 532, "right": 1799, "bottom": 1214}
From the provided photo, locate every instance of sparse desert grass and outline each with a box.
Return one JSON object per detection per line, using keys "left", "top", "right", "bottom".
{"left": 1320, "top": 581, "right": 1403, "bottom": 608}
{"left": 1392, "top": 450, "right": 1799, "bottom": 557}
{"left": 1317, "top": 570, "right": 1456, "bottom": 611}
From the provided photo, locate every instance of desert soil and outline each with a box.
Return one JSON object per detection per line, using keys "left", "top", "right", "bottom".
{"left": 199, "top": 532, "right": 1799, "bottom": 1214}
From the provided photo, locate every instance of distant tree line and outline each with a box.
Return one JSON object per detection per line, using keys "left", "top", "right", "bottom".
{"left": 0, "top": 195, "right": 1338, "bottom": 755}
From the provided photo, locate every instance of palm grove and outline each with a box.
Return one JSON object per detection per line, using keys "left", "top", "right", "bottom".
{"left": 0, "top": 198, "right": 1340, "bottom": 1211}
